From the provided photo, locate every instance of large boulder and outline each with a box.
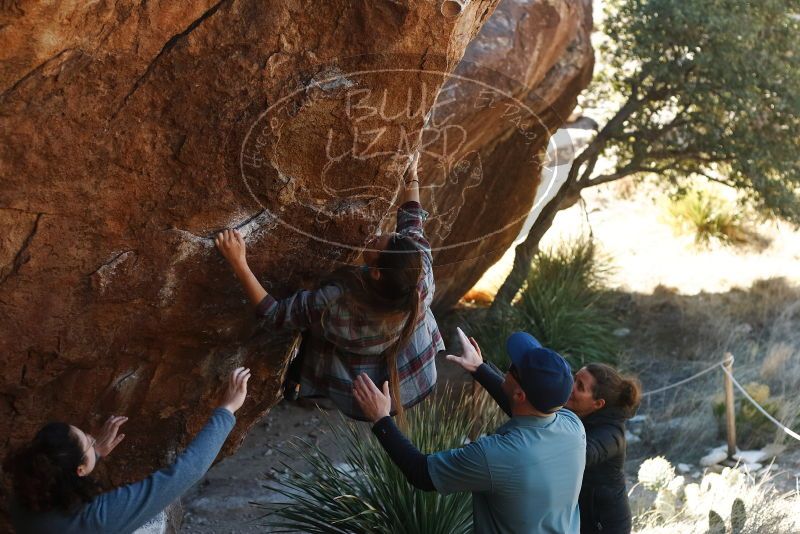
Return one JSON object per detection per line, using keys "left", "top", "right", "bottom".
{"left": 0, "top": 0, "right": 592, "bottom": 498}
{"left": 427, "top": 0, "right": 594, "bottom": 309}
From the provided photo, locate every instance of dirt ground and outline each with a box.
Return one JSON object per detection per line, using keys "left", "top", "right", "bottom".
{"left": 181, "top": 399, "right": 346, "bottom": 533}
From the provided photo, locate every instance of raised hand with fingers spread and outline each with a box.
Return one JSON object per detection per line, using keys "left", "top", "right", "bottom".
{"left": 445, "top": 326, "right": 484, "bottom": 373}
{"left": 220, "top": 367, "right": 251, "bottom": 415}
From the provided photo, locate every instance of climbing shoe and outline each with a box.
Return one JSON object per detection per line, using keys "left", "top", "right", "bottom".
{"left": 283, "top": 379, "right": 301, "bottom": 401}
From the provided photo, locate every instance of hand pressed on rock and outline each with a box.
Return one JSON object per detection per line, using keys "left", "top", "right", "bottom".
{"left": 215, "top": 229, "right": 247, "bottom": 268}
{"left": 95, "top": 415, "right": 128, "bottom": 458}
{"left": 220, "top": 367, "right": 251, "bottom": 414}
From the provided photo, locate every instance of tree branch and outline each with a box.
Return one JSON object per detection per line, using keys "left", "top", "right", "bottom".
{"left": 572, "top": 85, "right": 671, "bottom": 188}
{"left": 578, "top": 151, "right": 601, "bottom": 184}
{"left": 584, "top": 164, "right": 647, "bottom": 188}
{"left": 644, "top": 150, "right": 732, "bottom": 164}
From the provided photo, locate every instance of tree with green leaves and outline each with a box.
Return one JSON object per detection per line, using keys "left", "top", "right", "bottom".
{"left": 491, "top": 0, "right": 800, "bottom": 311}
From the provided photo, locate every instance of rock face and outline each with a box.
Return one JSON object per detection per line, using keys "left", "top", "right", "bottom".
{"left": 426, "top": 0, "right": 594, "bottom": 309}
{"left": 0, "top": 0, "right": 592, "bottom": 500}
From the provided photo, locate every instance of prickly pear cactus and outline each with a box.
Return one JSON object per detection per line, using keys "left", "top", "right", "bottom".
{"left": 708, "top": 509, "right": 726, "bottom": 534}
{"left": 730, "top": 497, "right": 747, "bottom": 534}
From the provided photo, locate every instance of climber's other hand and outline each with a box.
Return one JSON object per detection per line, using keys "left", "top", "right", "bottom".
{"left": 215, "top": 229, "right": 247, "bottom": 267}
{"left": 220, "top": 366, "right": 251, "bottom": 414}
{"left": 409, "top": 150, "right": 420, "bottom": 179}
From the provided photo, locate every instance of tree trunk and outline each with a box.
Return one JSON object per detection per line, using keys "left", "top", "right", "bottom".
{"left": 489, "top": 182, "right": 581, "bottom": 315}
{"left": 487, "top": 85, "right": 670, "bottom": 316}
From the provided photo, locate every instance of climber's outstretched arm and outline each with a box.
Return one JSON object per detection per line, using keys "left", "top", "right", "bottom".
{"left": 215, "top": 229, "right": 268, "bottom": 307}
{"left": 402, "top": 152, "right": 421, "bottom": 205}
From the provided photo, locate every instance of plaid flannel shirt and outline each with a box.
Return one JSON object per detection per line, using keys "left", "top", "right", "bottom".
{"left": 256, "top": 201, "right": 444, "bottom": 420}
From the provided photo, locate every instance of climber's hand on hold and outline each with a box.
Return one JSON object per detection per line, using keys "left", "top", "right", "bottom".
{"left": 402, "top": 151, "right": 421, "bottom": 204}
{"left": 215, "top": 229, "right": 247, "bottom": 268}
{"left": 215, "top": 229, "right": 268, "bottom": 307}
{"left": 220, "top": 366, "right": 251, "bottom": 415}
{"left": 95, "top": 415, "right": 128, "bottom": 458}
{"left": 408, "top": 150, "right": 420, "bottom": 180}
{"left": 353, "top": 373, "right": 392, "bottom": 423}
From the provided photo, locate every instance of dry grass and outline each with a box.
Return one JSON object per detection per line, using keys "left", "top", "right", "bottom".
{"left": 622, "top": 277, "right": 800, "bottom": 460}
{"left": 631, "top": 463, "right": 800, "bottom": 534}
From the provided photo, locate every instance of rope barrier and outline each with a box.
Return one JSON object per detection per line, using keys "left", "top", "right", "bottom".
{"left": 720, "top": 364, "right": 800, "bottom": 442}
{"left": 639, "top": 353, "right": 800, "bottom": 443}
{"left": 640, "top": 355, "right": 733, "bottom": 398}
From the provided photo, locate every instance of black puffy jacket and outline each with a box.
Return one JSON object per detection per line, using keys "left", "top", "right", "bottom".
{"left": 579, "top": 407, "right": 632, "bottom": 534}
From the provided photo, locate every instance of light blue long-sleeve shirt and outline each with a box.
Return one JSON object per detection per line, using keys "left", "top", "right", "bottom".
{"left": 11, "top": 407, "right": 235, "bottom": 534}
{"left": 427, "top": 410, "right": 586, "bottom": 534}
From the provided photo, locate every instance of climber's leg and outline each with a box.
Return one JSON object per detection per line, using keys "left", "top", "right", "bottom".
{"left": 282, "top": 339, "right": 305, "bottom": 401}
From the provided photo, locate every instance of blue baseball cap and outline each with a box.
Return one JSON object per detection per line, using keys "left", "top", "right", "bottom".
{"left": 506, "top": 332, "right": 573, "bottom": 413}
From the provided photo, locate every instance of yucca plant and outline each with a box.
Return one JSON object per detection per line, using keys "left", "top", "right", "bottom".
{"left": 667, "top": 190, "right": 749, "bottom": 246}
{"left": 470, "top": 237, "right": 620, "bottom": 369}
{"left": 516, "top": 238, "right": 620, "bottom": 368}
{"left": 258, "top": 387, "right": 504, "bottom": 533}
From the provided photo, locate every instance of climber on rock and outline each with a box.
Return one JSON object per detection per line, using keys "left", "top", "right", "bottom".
{"left": 4, "top": 367, "right": 251, "bottom": 534}
{"left": 215, "top": 152, "right": 443, "bottom": 421}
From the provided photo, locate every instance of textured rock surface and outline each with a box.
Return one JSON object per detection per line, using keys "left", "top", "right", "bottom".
{"left": 0, "top": 0, "right": 592, "bottom": 502}
{"left": 426, "top": 0, "right": 594, "bottom": 309}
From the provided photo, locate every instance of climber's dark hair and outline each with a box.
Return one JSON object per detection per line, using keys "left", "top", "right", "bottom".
{"left": 3, "top": 422, "right": 100, "bottom": 513}
{"left": 585, "top": 363, "right": 642, "bottom": 418}
{"left": 324, "top": 233, "right": 423, "bottom": 426}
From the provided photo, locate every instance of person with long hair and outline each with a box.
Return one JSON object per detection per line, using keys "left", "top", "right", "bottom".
{"left": 450, "top": 336, "right": 641, "bottom": 534}
{"left": 4, "top": 367, "right": 251, "bottom": 534}
{"left": 566, "top": 363, "right": 641, "bottom": 534}
{"left": 215, "top": 154, "right": 443, "bottom": 421}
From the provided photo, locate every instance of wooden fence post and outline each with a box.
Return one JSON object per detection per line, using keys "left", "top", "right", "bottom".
{"left": 723, "top": 353, "right": 737, "bottom": 459}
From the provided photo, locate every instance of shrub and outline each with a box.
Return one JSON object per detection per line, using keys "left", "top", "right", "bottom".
{"left": 712, "top": 382, "right": 783, "bottom": 449}
{"left": 258, "top": 387, "right": 504, "bottom": 533}
{"left": 667, "top": 190, "right": 750, "bottom": 246}
{"left": 470, "top": 237, "right": 621, "bottom": 370}
{"left": 516, "top": 238, "right": 621, "bottom": 367}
